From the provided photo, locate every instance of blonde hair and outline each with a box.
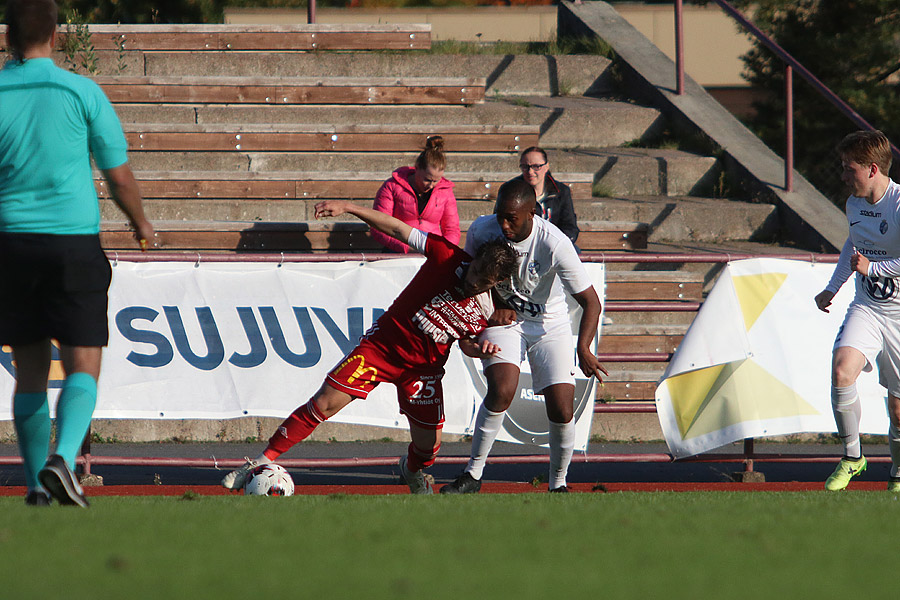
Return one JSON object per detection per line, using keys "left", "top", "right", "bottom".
{"left": 415, "top": 135, "right": 446, "bottom": 172}
{"left": 837, "top": 130, "right": 893, "bottom": 173}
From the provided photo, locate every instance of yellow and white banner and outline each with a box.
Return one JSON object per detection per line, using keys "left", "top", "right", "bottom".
{"left": 1, "top": 260, "right": 603, "bottom": 451}
{"left": 656, "top": 258, "right": 890, "bottom": 458}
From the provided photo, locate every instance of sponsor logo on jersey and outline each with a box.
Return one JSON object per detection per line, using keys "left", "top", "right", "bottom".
{"left": 337, "top": 354, "right": 378, "bottom": 388}
{"left": 863, "top": 276, "right": 899, "bottom": 303}
{"left": 860, "top": 209, "right": 882, "bottom": 217}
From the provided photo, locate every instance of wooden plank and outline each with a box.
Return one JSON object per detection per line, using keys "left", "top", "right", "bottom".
{"left": 123, "top": 131, "right": 535, "bottom": 152}
{"left": 603, "top": 280, "right": 703, "bottom": 301}
{"left": 597, "top": 334, "right": 683, "bottom": 354}
{"left": 595, "top": 383, "right": 657, "bottom": 402}
{"left": 101, "top": 220, "right": 652, "bottom": 253}
{"left": 45, "top": 24, "right": 431, "bottom": 51}
{"left": 97, "top": 78, "right": 485, "bottom": 105}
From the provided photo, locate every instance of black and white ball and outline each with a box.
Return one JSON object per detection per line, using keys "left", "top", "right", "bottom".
{"left": 243, "top": 463, "right": 295, "bottom": 496}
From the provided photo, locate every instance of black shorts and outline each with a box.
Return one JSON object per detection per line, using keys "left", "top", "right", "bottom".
{"left": 0, "top": 233, "right": 112, "bottom": 347}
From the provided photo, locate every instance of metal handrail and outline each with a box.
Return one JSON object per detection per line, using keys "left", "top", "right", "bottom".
{"left": 674, "top": 0, "right": 900, "bottom": 191}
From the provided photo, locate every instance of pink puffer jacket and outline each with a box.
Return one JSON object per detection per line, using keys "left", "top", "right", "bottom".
{"left": 371, "top": 166, "right": 460, "bottom": 253}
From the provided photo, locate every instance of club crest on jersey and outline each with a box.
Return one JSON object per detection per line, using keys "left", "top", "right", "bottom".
{"left": 863, "top": 276, "right": 899, "bottom": 303}
{"left": 881, "top": 219, "right": 889, "bottom": 235}
{"left": 528, "top": 261, "right": 540, "bottom": 276}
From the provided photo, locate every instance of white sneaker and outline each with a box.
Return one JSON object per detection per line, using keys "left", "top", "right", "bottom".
{"left": 399, "top": 456, "right": 434, "bottom": 495}
{"left": 222, "top": 456, "right": 270, "bottom": 490}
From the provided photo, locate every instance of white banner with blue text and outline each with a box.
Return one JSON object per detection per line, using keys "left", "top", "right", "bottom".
{"left": 1, "top": 260, "right": 604, "bottom": 450}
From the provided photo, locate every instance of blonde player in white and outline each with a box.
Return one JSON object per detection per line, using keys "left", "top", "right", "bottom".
{"left": 440, "top": 179, "right": 606, "bottom": 494}
{"left": 815, "top": 130, "right": 900, "bottom": 492}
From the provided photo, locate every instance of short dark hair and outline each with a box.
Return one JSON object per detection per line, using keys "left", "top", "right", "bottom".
{"left": 5, "top": 0, "right": 58, "bottom": 62}
{"left": 495, "top": 179, "right": 536, "bottom": 213}
{"left": 474, "top": 238, "right": 518, "bottom": 282}
{"left": 837, "top": 130, "right": 893, "bottom": 174}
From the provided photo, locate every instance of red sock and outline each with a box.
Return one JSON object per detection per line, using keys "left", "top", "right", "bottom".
{"left": 406, "top": 440, "right": 441, "bottom": 472}
{"left": 264, "top": 400, "right": 326, "bottom": 460}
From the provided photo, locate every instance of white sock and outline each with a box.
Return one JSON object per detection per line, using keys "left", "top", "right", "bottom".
{"left": 889, "top": 423, "right": 900, "bottom": 479}
{"left": 549, "top": 419, "right": 575, "bottom": 489}
{"left": 831, "top": 384, "right": 862, "bottom": 459}
{"left": 465, "top": 405, "right": 505, "bottom": 480}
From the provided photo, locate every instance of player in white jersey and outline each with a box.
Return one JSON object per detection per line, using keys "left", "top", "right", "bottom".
{"left": 441, "top": 179, "right": 606, "bottom": 493}
{"left": 814, "top": 130, "right": 900, "bottom": 491}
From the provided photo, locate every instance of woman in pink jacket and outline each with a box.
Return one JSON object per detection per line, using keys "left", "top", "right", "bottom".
{"left": 371, "top": 135, "right": 460, "bottom": 253}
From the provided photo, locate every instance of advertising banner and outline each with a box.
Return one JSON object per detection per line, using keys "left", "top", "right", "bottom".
{"left": 1, "top": 259, "right": 604, "bottom": 450}
{"left": 656, "top": 258, "right": 889, "bottom": 458}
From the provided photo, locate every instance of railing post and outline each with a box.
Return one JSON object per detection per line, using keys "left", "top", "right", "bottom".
{"left": 307, "top": 0, "right": 316, "bottom": 25}
{"left": 785, "top": 64, "right": 794, "bottom": 192}
{"left": 674, "top": 0, "right": 685, "bottom": 95}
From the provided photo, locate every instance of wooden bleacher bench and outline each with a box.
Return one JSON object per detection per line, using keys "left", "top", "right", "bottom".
{"left": 0, "top": 24, "right": 432, "bottom": 51}
{"left": 604, "top": 270, "right": 703, "bottom": 302}
{"left": 99, "top": 220, "right": 651, "bottom": 252}
{"left": 96, "top": 76, "right": 485, "bottom": 105}
{"left": 120, "top": 124, "right": 534, "bottom": 152}
{"left": 96, "top": 171, "right": 594, "bottom": 202}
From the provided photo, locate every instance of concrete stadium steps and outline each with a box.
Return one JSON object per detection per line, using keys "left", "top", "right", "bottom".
{"left": 121, "top": 148, "right": 718, "bottom": 198}
{"left": 136, "top": 53, "right": 616, "bottom": 98}
{"left": 113, "top": 97, "right": 666, "bottom": 150}
{"left": 581, "top": 196, "right": 779, "bottom": 244}
{"left": 99, "top": 76, "right": 485, "bottom": 105}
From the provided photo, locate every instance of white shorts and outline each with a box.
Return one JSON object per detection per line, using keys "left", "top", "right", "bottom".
{"left": 479, "top": 317, "right": 577, "bottom": 393}
{"left": 834, "top": 303, "right": 900, "bottom": 396}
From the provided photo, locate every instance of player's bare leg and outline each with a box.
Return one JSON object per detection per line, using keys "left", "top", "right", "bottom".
{"left": 826, "top": 346, "right": 868, "bottom": 490}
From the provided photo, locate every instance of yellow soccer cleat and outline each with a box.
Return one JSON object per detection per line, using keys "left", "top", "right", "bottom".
{"left": 824, "top": 456, "right": 867, "bottom": 491}
{"left": 888, "top": 478, "right": 900, "bottom": 493}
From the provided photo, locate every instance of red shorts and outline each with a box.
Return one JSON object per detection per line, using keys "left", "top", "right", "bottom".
{"left": 326, "top": 337, "right": 445, "bottom": 429}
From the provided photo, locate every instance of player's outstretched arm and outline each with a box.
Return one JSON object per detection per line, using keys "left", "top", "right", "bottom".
{"left": 315, "top": 200, "right": 414, "bottom": 243}
{"left": 102, "top": 163, "right": 156, "bottom": 250}
{"left": 571, "top": 286, "right": 609, "bottom": 382}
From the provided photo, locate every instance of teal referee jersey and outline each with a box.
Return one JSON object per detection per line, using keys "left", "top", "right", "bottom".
{"left": 0, "top": 57, "right": 128, "bottom": 234}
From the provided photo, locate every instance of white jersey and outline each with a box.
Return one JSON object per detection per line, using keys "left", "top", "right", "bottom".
{"left": 826, "top": 179, "right": 900, "bottom": 316}
{"left": 464, "top": 215, "right": 592, "bottom": 322}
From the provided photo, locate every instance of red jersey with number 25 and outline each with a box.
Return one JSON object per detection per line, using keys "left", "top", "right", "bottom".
{"left": 365, "top": 233, "right": 493, "bottom": 368}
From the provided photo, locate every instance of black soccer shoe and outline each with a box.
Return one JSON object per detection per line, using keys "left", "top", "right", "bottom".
{"left": 549, "top": 485, "right": 570, "bottom": 493}
{"left": 39, "top": 454, "right": 90, "bottom": 508}
{"left": 440, "top": 472, "right": 482, "bottom": 494}
{"left": 25, "top": 489, "right": 51, "bottom": 506}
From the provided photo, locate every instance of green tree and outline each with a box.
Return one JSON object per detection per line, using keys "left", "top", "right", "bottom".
{"left": 731, "top": 0, "right": 900, "bottom": 203}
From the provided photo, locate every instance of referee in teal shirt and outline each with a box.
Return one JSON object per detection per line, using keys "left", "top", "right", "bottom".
{"left": 0, "top": 0, "right": 155, "bottom": 507}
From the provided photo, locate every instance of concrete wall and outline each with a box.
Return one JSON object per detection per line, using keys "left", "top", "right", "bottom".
{"left": 225, "top": 3, "right": 753, "bottom": 87}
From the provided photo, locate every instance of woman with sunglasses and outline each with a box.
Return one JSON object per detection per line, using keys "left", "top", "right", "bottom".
{"left": 371, "top": 135, "right": 460, "bottom": 254}
{"left": 513, "top": 146, "right": 580, "bottom": 248}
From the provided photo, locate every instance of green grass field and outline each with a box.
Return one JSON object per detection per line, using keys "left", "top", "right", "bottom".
{"left": 2, "top": 492, "right": 898, "bottom": 599}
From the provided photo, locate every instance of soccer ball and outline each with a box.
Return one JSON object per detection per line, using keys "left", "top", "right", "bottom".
{"left": 243, "top": 463, "right": 295, "bottom": 496}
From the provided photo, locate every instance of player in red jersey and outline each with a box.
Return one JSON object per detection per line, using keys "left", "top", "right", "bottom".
{"left": 222, "top": 200, "right": 518, "bottom": 494}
